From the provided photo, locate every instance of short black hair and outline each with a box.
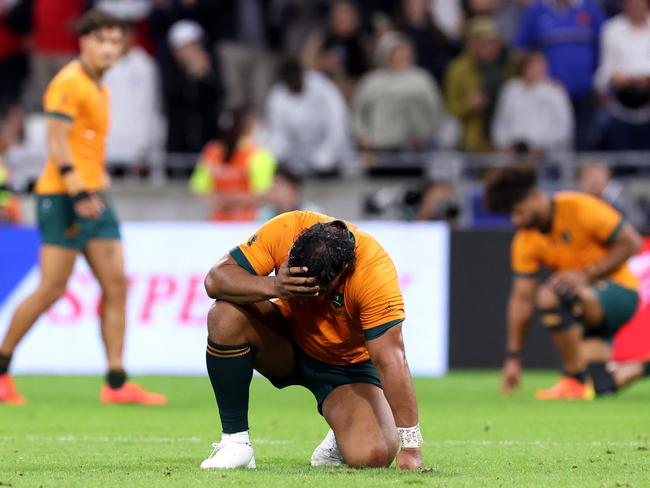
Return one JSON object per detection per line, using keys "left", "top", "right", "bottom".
{"left": 288, "top": 220, "right": 356, "bottom": 287}
{"left": 484, "top": 165, "right": 537, "bottom": 214}
{"left": 76, "top": 9, "right": 127, "bottom": 37}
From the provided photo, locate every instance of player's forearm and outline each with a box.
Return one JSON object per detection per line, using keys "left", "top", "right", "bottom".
{"left": 47, "top": 122, "right": 84, "bottom": 194}
{"left": 506, "top": 294, "right": 534, "bottom": 353}
{"left": 374, "top": 354, "right": 419, "bottom": 427}
{"left": 585, "top": 227, "right": 643, "bottom": 281}
{"left": 204, "top": 262, "right": 275, "bottom": 303}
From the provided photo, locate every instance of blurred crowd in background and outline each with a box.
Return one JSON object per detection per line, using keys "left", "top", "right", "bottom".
{"left": 1, "top": 0, "right": 650, "bottom": 226}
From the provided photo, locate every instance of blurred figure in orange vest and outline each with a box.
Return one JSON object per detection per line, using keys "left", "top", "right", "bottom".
{"left": 189, "top": 106, "right": 276, "bottom": 221}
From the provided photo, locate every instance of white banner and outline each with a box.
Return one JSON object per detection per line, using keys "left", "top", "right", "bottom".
{"left": 0, "top": 222, "right": 449, "bottom": 376}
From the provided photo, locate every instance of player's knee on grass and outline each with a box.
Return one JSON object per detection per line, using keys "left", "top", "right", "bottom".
{"left": 207, "top": 300, "right": 251, "bottom": 345}
{"left": 343, "top": 438, "right": 398, "bottom": 468}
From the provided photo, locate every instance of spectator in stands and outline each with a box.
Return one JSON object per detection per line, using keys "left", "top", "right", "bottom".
{"left": 352, "top": 33, "right": 443, "bottom": 152}
{"left": 163, "top": 20, "right": 222, "bottom": 156}
{"left": 104, "top": 23, "right": 165, "bottom": 176}
{"left": 29, "top": 0, "right": 86, "bottom": 110}
{"left": 492, "top": 52, "right": 574, "bottom": 153}
{"left": 577, "top": 160, "right": 644, "bottom": 227}
{"left": 515, "top": 0, "right": 605, "bottom": 150}
{"left": 189, "top": 106, "right": 276, "bottom": 221}
{"left": 463, "top": 0, "right": 530, "bottom": 42}
{"left": 301, "top": 0, "right": 369, "bottom": 101}
{"left": 263, "top": 56, "right": 351, "bottom": 178}
{"left": 0, "top": 0, "right": 29, "bottom": 105}
{"left": 396, "top": 0, "right": 460, "bottom": 84}
{"left": 431, "top": 0, "right": 463, "bottom": 41}
{"left": 0, "top": 102, "right": 22, "bottom": 223}
{"left": 595, "top": 0, "right": 650, "bottom": 151}
{"left": 445, "top": 17, "right": 513, "bottom": 152}
{"left": 216, "top": 0, "right": 281, "bottom": 112}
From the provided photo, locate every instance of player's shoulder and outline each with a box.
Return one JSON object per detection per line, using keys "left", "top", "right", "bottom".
{"left": 555, "top": 191, "right": 609, "bottom": 210}
{"left": 46, "top": 61, "right": 88, "bottom": 94}
{"left": 262, "top": 210, "right": 333, "bottom": 234}
{"left": 512, "top": 228, "right": 541, "bottom": 249}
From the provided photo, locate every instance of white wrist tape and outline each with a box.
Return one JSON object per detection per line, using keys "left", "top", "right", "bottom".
{"left": 397, "top": 424, "right": 423, "bottom": 448}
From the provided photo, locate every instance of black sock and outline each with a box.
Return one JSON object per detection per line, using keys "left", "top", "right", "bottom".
{"left": 206, "top": 339, "right": 253, "bottom": 434}
{"left": 564, "top": 369, "right": 587, "bottom": 384}
{"left": 0, "top": 352, "right": 11, "bottom": 375}
{"left": 643, "top": 362, "right": 650, "bottom": 377}
{"left": 106, "top": 370, "right": 127, "bottom": 389}
{"left": 587, "top": 362, "right": 618, "bottom": 395}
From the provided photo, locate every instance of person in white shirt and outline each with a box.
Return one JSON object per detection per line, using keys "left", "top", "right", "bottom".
{"left": 492, "top": 51, "right": 574, "bottom": 152}
{"left": 594, "top": 0, "right": 650, "bottom": 150}
{"left": 104, "top": 24, "right": 165, "bottom": 175}
{"left": 352, "top": 32, "right": 443, "bottom": 152}
{"left": 262, "top": 56, "right": 352, "bottom": 177}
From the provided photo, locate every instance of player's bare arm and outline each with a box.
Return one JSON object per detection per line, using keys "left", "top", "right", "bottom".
{"left": 503, "top": 277, "right": 538, "bottom": 393}
{"left": 550, "top": 223, "right": 643, "bottom": 295}
{"left": 46, "top": 118, "right": 103, "bottom": 218}
{"left": 366, "top": 325, "right": 422, "bottom": 470}
{"left": 205, "top": 254, "right": 320, "bottom": 303}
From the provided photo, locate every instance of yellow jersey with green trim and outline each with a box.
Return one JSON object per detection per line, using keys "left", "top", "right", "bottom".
{"left": 511, "top": 192, "right": 638, "bottom": 290}
{"left": 230, "top": 210, "right": 406, "bottom": 365}
{"left": 36, "top": 60, "right": 110, "bottom": 195}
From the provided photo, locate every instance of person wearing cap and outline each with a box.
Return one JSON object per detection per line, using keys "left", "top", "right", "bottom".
{"left": 163, "top": 19, "right": 222, "bottom": 155}
{"left": 444, "top": 16, "right": 515, "bottom": 152}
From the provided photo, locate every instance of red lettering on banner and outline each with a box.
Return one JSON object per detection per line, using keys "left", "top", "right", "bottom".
{"left": 179, "top": 274, "right": 208, "bottom": 326}
{"left": 140, "top": 275, "right": 177, "bottom": 323}
{"left": 47, "top": 290, "right": 83, "bottom": 324}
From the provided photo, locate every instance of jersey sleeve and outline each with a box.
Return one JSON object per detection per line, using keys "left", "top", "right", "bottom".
{"left": 577, "top": 195, "right": 625, "bottom": 245}
{"left": 43, "top": 76, "right": 82, "bottom": 121}
{"left": 352, "top": 250, "right": 406, "bottom": 341}
{"left": 229, "top": 212, "right": 299, "bottom": 276}
{"left": 511, "top": 233, "right": 542, "bottom": 278}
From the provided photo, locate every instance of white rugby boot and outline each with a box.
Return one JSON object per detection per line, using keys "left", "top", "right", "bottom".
{"left": 310, "top": 429, "right": 344, "bottom": 466}
{"left": 200, "top": 431, "right": 256, "bottom": 469}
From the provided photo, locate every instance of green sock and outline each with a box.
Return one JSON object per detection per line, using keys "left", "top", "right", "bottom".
{"left": 206, "top": 339, "right": 253, "bottom": 434}
{"left": 643, "top": 362, "right": 650, "bottom": 377}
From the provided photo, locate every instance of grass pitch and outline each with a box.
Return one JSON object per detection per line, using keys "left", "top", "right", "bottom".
{"left": 1, "top": 372, "right": 649, "bottom": 487}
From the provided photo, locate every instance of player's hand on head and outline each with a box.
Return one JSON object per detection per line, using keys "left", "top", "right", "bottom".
{"left": 396, "top": 447, "right": 423, "bottom": 470}
{"left": 273, "top": 261, "right": 320, "bottom": 299}
{"left": 501, "top": 358, "right": 522, "bottom": 394}
{"left": 74, "top": 193, "right": 104, "bottom": 219}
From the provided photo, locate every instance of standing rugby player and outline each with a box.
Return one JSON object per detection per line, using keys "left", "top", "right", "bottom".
{"left": 0, "top": 10, "right": 165, "bottom": 406}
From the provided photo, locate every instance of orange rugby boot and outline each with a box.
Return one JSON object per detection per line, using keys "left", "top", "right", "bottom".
{"left": 0, "top": 373, "right": 27, "bottom": 404}
{"left": 535, "top": 377, "right": 595, "bottom": 400}
{"left": 100, "top": 382, "right": 167, "bottom": 405}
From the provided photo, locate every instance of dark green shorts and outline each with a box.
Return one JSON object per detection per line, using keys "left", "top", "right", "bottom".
{"left": 36, "top": 193, "right": 121, "bottom": 250}
{"left": 264, "top": 345, "right": 382, "bottom": 415}
{"left": 584, "top": 280, "right": 639, "bottom": 340}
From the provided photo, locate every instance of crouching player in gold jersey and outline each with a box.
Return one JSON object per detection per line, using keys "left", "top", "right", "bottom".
{"left": 199, "top": 211, "right": 423, "bottom": 470}
{"left": 485, "top": 166, "right": 650, "bottom": 400}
